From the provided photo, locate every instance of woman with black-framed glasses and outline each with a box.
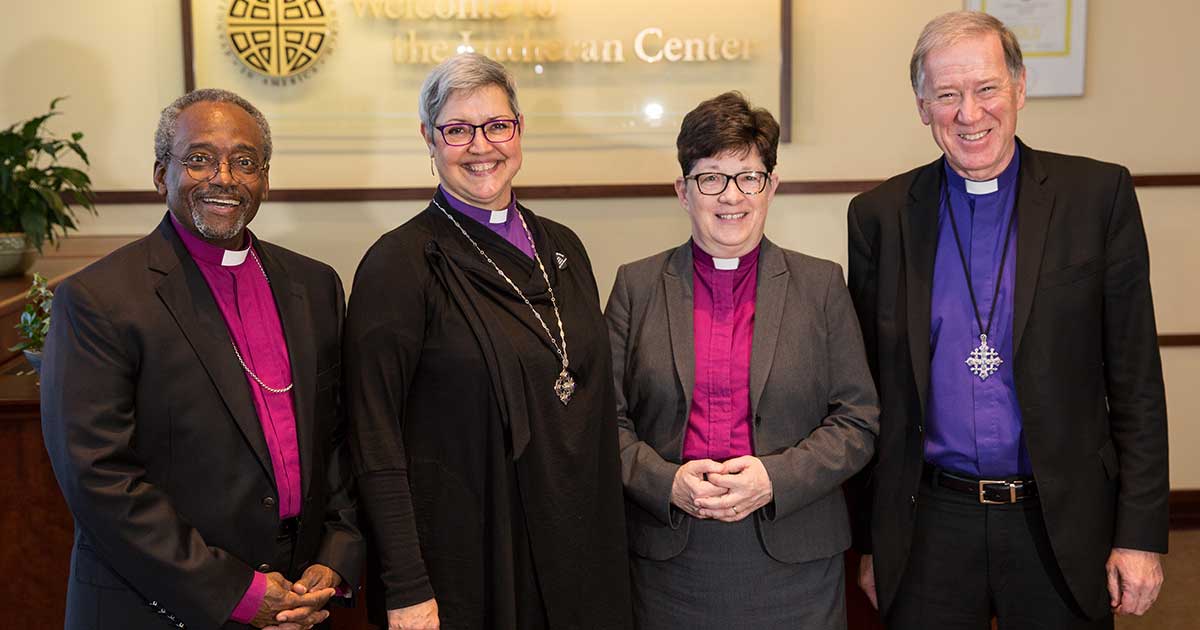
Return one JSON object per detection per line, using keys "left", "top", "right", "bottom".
{"left": 345, "top": 53, "right": 632, "bottom": 630}
{"left": 605, "top": 91, "right": 880, "bottom": 629}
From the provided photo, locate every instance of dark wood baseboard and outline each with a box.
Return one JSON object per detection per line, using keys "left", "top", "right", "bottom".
{"left": 1170, "top": 489, "right": 1200, "bottom": 529}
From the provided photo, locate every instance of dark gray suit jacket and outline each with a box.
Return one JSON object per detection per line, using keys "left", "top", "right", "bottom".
{"left": 41, "top": 215, "right": 363, "bottom": 630}
{"left": 605, "top": 237, "right": 879, "bottom": 563}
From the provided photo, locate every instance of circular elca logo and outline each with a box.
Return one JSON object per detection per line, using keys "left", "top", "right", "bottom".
{"left": 224, "top": 0, "right": 335, "bottom": 80}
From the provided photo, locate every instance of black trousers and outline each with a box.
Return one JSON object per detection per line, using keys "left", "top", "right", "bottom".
{"left": 886, "top": 469, "right": 1112, "bottom": 630}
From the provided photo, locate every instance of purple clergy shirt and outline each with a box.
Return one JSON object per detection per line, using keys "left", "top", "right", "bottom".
{"left": 440, "top": 185, "right": 534, "bottom": 259}
{"left": 925, "top": 151, "right": 1032, "bottom": 478}
{"left": 170, "top": 216, "right": 301, "bottom": 622}
{"left": 682, "top": 241, "right": 759, "bottom": 462}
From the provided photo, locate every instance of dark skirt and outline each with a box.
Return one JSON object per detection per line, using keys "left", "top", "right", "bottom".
{"left": 631, "top": 516, "right": 846, "bottom": 630}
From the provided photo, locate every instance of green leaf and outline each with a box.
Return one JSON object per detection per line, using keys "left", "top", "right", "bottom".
{"left": 67, "top": 141, "right": 89, "bottom": 165}
{"left": 20, "top": 207, "right": 48, "bottom": 251}
{"left": 19, "top": 112, "right": 56, "bottom": 141}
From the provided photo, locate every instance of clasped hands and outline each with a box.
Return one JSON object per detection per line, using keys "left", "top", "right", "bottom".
{"left": 670, "top": 456, "right": 773, "bottom": 522}
{"left": 256, "top": 564, "right": 342, "bottom": 630}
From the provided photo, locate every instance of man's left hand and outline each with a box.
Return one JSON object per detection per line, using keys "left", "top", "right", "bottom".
{"left": 694, "top": 456, "right": 773, "bottom": 521}
{"left": 1106, "top": 547, "right": 1164, "bottom": 616}
{"left": 264, "top": 564, "right": 342, "bottom": 630}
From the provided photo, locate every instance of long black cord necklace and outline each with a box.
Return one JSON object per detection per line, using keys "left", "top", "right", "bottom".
{"left": 943, "top": 183, "right": 1017, "bottom": 381}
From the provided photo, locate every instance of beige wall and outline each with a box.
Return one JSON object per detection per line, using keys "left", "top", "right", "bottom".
{"left": 3, "top": 1, "right": 1197, "bottom": 485}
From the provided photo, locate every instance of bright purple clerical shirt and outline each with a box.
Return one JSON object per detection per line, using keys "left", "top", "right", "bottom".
{"left": 682, "top": 241, "right": 759, "bottom": 462}
{"left": 925, "top": 151, "right": 1032, "bottom": 478}
{"left": 441, "top": 185, "right": 534, "bottom": 259}
{"left": 170, "top": 215, "right": 301, "bottom": 623}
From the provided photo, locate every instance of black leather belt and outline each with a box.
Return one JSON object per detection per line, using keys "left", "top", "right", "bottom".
{"left": 925, "top": 464, "right": 1038, "bottom": 504}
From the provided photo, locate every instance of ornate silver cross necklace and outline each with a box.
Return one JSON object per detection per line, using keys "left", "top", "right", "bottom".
{"left": 434, "top": 199, "right": 576, "bottom": 405}
{"left": 943, "top": 183, "right": 1017, "bottom": 381}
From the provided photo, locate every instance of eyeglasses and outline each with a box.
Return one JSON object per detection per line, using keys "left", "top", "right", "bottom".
{"left": 435, "top": 119, "right": 520, "bottom": 146}
{"left": 685, "top": 171, "right": 770, "bottom": 196}
{"left": 170, "top": 152, "right": 267, "bottom": 184}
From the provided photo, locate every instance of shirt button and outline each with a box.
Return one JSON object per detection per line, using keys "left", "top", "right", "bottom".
{"left": 258, "top": 563, "right": 271, "bottom": 572}
{"left": 262, "top": 496, "right": 276, "bottom": 509}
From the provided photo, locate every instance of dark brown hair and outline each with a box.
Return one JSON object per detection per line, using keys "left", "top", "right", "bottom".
{"left": 676, "top": 91, "right": 780, "bottom": 176}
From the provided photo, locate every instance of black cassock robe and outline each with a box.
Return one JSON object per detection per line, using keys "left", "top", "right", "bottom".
{"left": 346, "top": 191, "right": 632, "bottom": 629}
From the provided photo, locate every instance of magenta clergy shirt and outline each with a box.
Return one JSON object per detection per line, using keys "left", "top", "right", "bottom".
{"left": 682, "top": 241, "right": 759, "bottom": 462}
{"left": 170, "top": 216, "right": 301, "bottom": 622}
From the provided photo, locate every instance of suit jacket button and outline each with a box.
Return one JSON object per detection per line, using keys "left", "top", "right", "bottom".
{"left": 917, "top": 423, "right": 924, "bottom": 433}
{"left": 262, "top": 496, "right": 276, "bottom": 509}
{"left": 258, "top": 563, "right": 272, "bottom": 572}
{"left": 910, "top": 495, "right": 917, "bottom": 505}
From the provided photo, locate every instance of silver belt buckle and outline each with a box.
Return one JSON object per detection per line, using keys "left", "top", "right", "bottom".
{"left": 978, "top": 479, "right": 1018, "bottom": 504}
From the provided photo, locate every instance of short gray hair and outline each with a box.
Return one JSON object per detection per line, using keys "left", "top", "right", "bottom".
{"left": 154, "top": 88, "right": 272, "bottom": 164}
{"left": 910, "top": 11, "right": 1024, "bottom": 95}
{"left": 419, "top": 53, "right": 520, "bottom": 144}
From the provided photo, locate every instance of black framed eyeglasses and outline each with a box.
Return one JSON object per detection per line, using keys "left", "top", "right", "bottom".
{"left": 435, "top": 119, "right": 520, "bottom": 146}
{"left": 170, "top": 152, "right": 267, "bottom": 184}
{"left": 685, "top": 170, "right": 770, "bottom": 196}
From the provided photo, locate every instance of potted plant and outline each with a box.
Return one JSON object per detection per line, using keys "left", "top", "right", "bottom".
{"left": 0, "top": 97, "right": 96, "bottom": 276}
{"left": 10, "top": 273, "right": 52, "bottom": 373}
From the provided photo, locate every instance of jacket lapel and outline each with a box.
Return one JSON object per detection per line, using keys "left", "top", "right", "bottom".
{"left": 257, "top": 244, "right": 318, "bottom": 498}
{"left": 901, "top": 159, "right": 943, "bottom": 420}
{"left": 749, "top": 238, "right": 788, "bottom": 416}
{"left": 1012, "top": 142, "right": 1054, "bottom": 357}
{"left": 148, "top": 218, "right": 275, "bottom": 480}
{"left": 663, "top": 243, "right": 696, "bottom": 419}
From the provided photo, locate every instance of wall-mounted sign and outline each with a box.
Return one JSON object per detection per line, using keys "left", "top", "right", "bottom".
{"left": 185, "top": 0, "right": 792, "bottom": 161}
{"left": 221, "top": 0, "right": 339, "bottom": 82}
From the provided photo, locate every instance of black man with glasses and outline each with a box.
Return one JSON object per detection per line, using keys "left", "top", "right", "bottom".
{"left": 41, "top": 88, "right": 363, "bottom": 630}
{"left": 604, "top": 91, "right": 879, "bottom": 629}
{"left": 344, "top": 53, "right": 632, "bottom": 630}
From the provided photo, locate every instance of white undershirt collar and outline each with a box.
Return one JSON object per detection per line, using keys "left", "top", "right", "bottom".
{"left": 964, "top": 177, "right": 999, "bottom": 195}
{"left": 489, "top": 209, "right": 508, "bottom": 224}
{"left": 221, "top": 246, "right": 251, "bottom": 267}
{"left": 713, "top": 257, "right": 740, "bottom": 270}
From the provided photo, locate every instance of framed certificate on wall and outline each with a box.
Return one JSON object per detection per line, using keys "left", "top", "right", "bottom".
{"left": 967, "top": 0, "right": 1087, "bottom": 97}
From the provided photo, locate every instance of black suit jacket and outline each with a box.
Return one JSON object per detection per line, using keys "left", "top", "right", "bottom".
{"left": 846, "top": 141, "right": 1169, "bottom": 619}
{"left": 607, "top": 238, "right": 879, "bottom": 564}
{"left": 41, "top": 215, "right": 363, "bottom": 630}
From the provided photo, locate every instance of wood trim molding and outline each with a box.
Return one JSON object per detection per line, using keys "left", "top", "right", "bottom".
{"left": 180, "top": 0, "right": 195, "bottom": 93}
{"left": 87, "top": 172, "right": 1200, "bottom": 205}
{"left": 1170, "top": 490, "right": 1200, "bottom": 530}
{"left": 1133, "top": 174, "right": 1200, "bottom": 187}
{"left": 1160, "top": 334, "right": 1200, "bottom": 347}
{"left": 780, "top": 0, "right": 793, "bottom": 143}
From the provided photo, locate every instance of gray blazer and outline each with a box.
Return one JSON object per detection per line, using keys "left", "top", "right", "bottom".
{"left": 605, "top": 237, "right": 879, "bottom": 563}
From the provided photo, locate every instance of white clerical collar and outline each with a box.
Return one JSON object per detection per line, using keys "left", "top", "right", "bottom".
{"left": 221, "top": 247, "right": 251, "bottom": 266}
{"left": 964, "top": 178, "right": 999, "bottom": 195}
{"left": 489, "top": 208, "right": 508, "bottom": 224}
{"left": 713, "top": 257, "right": 740, "bottom": 270}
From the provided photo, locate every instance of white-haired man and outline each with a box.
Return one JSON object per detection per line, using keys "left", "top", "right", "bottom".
{"left": 848, "top": 11, "right": 1167, "bottom": 629}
